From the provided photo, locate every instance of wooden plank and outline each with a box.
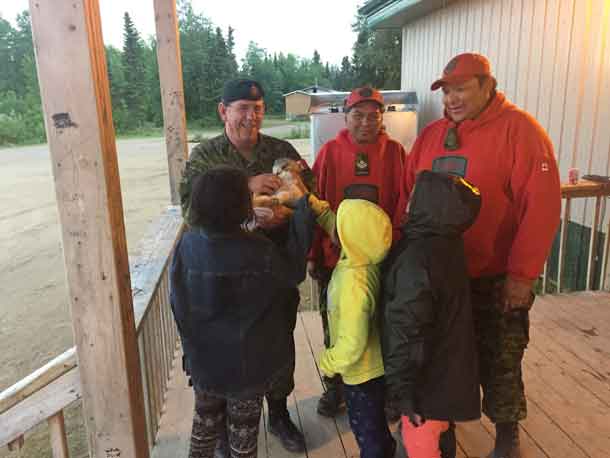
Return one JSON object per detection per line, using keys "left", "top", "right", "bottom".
{"left": 48, "top": 411, "right": 70, "bottom": 458}
{"left": 7, "top": 435, "right": 24, "bottom": 452}
{"left": 152, "top": 0, "right": 189, "bottom": 205}
{"left": 133, "top": 206, "right": 183, "bottom": 332}
{"left": 531, "top": 295, "right": 610, "bottom": 363}
{"left": 144, "top": 320, "right": 160, "bottom": 438}
{"left": 602, "top": 218, "right": 610, "bottom": 289}
{"left": 520, "top": 398, "right": 587, "bottom": 458}
{"left": 258, "top": 402, "right": 268, "bottom": 457}
{"left": 479, "top": 415, "right": 548, "bottom": 458}
{"left": 138, "top": 332, "right": 155, "bottom": 450}
{"left": 0, "top": 368, "right": 81, "bottom": 447}
{"left": 300, "top": 312, "right": 359, "bottom": 457}
{"left": 455, "top": 420, "right": 493, "bottom": 458}
{"left": 561, "top": 180, "right": 610, "bottom": 199}
{"left": 527, "top": 319, "right": 610, "bottom": 408}
{"left": 586, "top": 197, "right": 602, "bottom": 289}
{"left": 522, "top": 352, "right": 610, "bottom": 457}
{"left": 0, "top": 347, "right": 77, "bottom": 415}
{"left": 287, "top": 314, "right": 346, "bottom": 458}
{"left": 28, "top": 0, "right": 149, "bottom": 456}
{"left": 150, "top": 352, "right": 192, "bottom": 458}
{"left": 557, "top": 198, "right": 571, "bottom": 292}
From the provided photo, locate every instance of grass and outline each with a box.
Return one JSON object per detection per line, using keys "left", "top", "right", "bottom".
{"left": 1, "top": 115, "right": 309, "bottom": 148}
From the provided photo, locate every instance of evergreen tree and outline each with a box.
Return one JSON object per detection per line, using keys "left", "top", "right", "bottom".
{"left": 121, "top": 12, "right": 147, "bottom": 129}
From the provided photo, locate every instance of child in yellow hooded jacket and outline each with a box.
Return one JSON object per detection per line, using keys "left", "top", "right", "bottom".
{"left": 310, "top": 195, "right": 396, "bottom": 458}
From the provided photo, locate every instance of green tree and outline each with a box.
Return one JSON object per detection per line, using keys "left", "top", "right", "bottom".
{"left": 0, "top": 16, "right": 16, "bottom": 94}
{"left": 121, "top": 12, "right": 147, "bottom": 129}
{"left": 351, "top": 14, "right": 401, "bottom": 89}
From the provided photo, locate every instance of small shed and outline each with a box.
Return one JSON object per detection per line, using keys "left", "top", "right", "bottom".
{"left": 283, "top": 86, "right": 340, "bottom": 119}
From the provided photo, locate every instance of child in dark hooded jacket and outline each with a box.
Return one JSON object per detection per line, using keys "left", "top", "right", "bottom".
{"left": 170, "top": 166, "right": 324, "bottom": 458}
{"left": 382, "top": 170, "right": 482, "bottom": 458}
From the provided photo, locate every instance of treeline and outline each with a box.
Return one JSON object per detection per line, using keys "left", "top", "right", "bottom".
{"left": 0, "top": 0, "right": 401, "bottom": 146}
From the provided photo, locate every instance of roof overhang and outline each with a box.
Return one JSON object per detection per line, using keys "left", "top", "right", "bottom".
{"left": 359, "top": 0, "right": 454, "bottom": 29}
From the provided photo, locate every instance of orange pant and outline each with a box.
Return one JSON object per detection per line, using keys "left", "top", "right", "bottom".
{"left": 401, "top": 416, "right": 450, "bottom": 458}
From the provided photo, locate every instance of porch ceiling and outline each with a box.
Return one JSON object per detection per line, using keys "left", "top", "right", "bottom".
{"left": 359, "top": 0, "right": 458, "bottom": 29}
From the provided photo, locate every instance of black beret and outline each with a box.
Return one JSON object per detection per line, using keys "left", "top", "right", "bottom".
{"left": 222, "top": 79, "right": 265, "bottom": 104}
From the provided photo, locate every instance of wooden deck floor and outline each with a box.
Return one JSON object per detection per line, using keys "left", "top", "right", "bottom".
{"left": 152, "top": 291, "right": 610, "bottom": 458}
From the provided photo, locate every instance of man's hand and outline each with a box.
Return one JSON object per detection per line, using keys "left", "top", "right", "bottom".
{"left": 249, "top": 173, "right": 282, "bottom": 195}
{"left": 502, "top": 276, "right": 535, "bottom": 313}
{"left": 405, "top": 411, "right": 425, "bottom": 428}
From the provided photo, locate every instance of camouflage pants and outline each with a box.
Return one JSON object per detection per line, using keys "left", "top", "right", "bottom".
{"left": 266, "top": 289, "right": 299, "bottom": 401}
{"left": 471, "top": 276, "right": 530, "bottom": 423}
{"left": 317, "top": 269, "right": 333, "bottom": 348}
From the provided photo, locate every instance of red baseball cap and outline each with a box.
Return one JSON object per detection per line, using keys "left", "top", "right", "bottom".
{"left": 344, "top": 87, "right": 384, "bottom": 110}
{"left": 431, "top": 53, "right": 492, "bottom": 91}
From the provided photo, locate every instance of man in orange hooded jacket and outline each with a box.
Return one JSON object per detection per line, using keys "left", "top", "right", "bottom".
{"left": 394, "top": 53, "right": 561, "bottom": 458}
{"left": 308, "top": 87, "right": 406, "bottom": 417}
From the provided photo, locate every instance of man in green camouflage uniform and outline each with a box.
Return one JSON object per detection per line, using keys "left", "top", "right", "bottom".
{"left": 179, "top": 79, "right": 315, "bottom": 455}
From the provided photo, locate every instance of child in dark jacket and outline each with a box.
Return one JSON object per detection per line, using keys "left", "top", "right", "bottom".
{"left": 170, "top": 166, "right": 318, "bottom": 458}
{"left": 383, "top": 170, "right": 482, "bottom": 458}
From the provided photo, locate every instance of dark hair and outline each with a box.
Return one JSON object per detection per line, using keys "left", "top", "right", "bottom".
{"left": 190, "top": 166, "right": 252, "bottom": 232}
{"left": 476, "top": 75, "right": 498, "bottom": 92}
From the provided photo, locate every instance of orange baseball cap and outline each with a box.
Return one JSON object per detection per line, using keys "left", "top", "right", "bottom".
{"left": 344, "top": 87, "right": 384, "bottom": 110}
{"left": 431, "top": 53, "right": 492, "bottom": 91}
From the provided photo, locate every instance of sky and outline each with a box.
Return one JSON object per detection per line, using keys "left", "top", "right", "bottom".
{"left": 0, "top": 0, "right": 364, "bottom": 65}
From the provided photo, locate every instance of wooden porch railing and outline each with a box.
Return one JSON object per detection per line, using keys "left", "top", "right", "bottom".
{"left": 2, "top": 182, "right": 610, "bottom": 454}
{"left": 543, "top": 179, "right": 610, "bottom": 294}
{"left": 0, "top": 206, "right": 183, "bottom": 456}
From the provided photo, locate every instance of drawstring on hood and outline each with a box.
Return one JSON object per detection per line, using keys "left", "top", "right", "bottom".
{"left": 405, "top": 170, "right": 481, "bottom": 240}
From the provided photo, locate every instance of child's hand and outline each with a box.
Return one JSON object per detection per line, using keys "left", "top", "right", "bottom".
{"left": 406, "top": 412, "right": 425, "bottom": 428}
{"left": 249, "top": 173, "right": 282, "bottom": 195}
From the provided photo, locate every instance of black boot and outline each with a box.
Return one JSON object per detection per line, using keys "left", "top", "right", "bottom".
{"left": 317, "top": 375, "right": 345, "bottom": 417}
{"left": 487, "top": 422, "right": 521, "bottom": 458}
{"left": 267, "top": 397, "right": 306, "bottom": 453}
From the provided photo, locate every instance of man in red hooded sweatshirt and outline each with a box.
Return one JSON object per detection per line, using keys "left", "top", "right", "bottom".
{"left": 394, "top": 53, "right": 561, "bottom": 458}
{"left": 308, "top": 87, "right": 406, "bottom": 417}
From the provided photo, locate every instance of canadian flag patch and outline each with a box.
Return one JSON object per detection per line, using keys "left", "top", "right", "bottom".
{"left": 541, "top": 162, "right": 549, "bottom": 172}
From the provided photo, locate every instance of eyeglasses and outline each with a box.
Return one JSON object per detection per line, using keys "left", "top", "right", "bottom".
{"left": 349, "top": 112, "right": 382, "bottom": 123}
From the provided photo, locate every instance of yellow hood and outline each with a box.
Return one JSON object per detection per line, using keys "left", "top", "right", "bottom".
{"left": 337, "top": 199, "right": 392, "bottom": 267}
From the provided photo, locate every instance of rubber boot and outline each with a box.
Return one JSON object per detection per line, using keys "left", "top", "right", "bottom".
{"left": 486, "top": 422, "right": 521, "bottom": 458}
{"left": 316, "top": 375, "right": 345, "bottom": 417}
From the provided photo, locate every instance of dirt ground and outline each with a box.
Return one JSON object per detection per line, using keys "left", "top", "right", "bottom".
{"left": 0, "top": 132, "right": 312, "bottom": 456}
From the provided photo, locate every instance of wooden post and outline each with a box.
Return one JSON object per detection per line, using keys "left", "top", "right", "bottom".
{"left": 28, "top": 1, "right": 149, "bottom": 457}
{"left": 48, "top": 411, "right": 70, "bottom": 458}
{"left": 153, "top": 0, "right": 189, "bottom": 205}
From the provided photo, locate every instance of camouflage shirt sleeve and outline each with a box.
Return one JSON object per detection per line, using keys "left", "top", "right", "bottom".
{"left": 179, "top": 136, "right": 233, "bottom": 224}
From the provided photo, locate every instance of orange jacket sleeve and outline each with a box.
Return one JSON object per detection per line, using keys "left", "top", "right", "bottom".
{"left": 506, "top": 119, "right": 561, "bottom": 281}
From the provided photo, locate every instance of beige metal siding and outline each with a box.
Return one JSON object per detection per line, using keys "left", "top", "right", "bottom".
{"left": 401, "top": 0, "right": 610, "bottom": 230}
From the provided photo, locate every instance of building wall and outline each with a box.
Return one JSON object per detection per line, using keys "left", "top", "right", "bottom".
{"left": 400, "top": 0, "right": 610, "bottom": 288}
